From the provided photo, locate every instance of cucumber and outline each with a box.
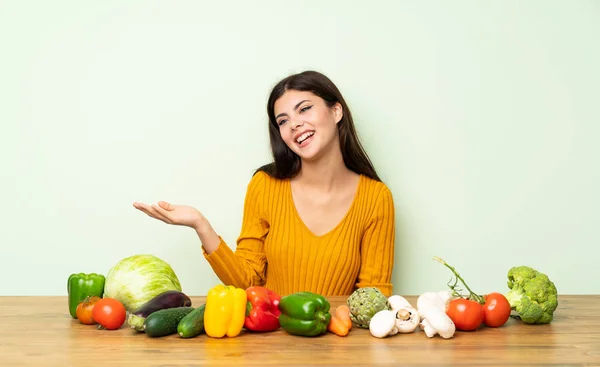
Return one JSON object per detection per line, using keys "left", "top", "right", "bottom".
{"left": 143, "top": 307, "right": 194, "bottom": 337}
{"left": 177, "top": 304, "right": 206, "bottom": 338}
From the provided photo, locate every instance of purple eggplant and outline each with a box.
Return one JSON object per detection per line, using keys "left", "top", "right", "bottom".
{"left": 127, "top": 290, "right": 192, "bottom": 331}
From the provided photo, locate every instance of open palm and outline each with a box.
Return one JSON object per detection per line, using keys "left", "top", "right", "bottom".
{"left": 133, "top": 201, "right": 204, "bottom": 229}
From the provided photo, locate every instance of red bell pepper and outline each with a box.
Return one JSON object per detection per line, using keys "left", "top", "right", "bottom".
{"left": 244, "top": 286, "right": 281, "bottom": 332}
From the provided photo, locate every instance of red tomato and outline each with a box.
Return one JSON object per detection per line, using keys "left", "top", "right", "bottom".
{"left": 92, "top": 298, "right": 126, "bottom": 330}
{"left": 446, "top": 298, "right": 484, "bottom": 331}
{"left": 483, "top": 292, "right": 511, "bottom": 327}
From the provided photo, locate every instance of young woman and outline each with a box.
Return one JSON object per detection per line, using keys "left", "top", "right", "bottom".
{"left": 133, "top": 70, "right": 395, "bottom": 296}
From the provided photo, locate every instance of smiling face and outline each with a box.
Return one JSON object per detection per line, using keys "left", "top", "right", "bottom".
{"left": 273, "top": 90, "right": 343, "bottom": 162}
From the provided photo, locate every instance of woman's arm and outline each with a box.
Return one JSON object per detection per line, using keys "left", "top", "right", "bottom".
{"left": 193, "top": 217, "right": 221, "bottom": 254}
{"left": 133, "top": 172, "right": 270, "bottom": 289}
{"left": 356, "top": 185, "right": 396, "bottom": 297}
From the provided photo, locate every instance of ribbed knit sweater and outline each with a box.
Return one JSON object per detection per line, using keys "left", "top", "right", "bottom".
{"left": 203, "top": 171, "right": 395, "bottom": 297}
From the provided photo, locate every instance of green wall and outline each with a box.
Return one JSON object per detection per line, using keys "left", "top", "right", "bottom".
{"left": 1, "top": 1, "right": 598, "bottom": 296}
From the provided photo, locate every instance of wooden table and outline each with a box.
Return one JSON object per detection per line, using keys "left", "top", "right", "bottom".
{"left": 1, "top": 295, "right": 598, "bottom": 366}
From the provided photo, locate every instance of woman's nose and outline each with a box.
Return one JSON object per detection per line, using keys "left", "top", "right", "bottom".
{"left": 292, "top": 119, "right": 303, "bottom": 130}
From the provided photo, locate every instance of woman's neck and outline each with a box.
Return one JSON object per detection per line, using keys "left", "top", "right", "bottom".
{"left": 294, "top": 147, "right": 355, "bottom": 192}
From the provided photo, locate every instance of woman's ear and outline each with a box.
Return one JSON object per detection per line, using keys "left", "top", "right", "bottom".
{"left": 333, "top": 102, "right": 343, "bottom": 124}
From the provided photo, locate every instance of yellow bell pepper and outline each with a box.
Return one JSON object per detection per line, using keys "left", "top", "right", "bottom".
{"left": 204, "top": 284, "right": 247, "bottom": 338}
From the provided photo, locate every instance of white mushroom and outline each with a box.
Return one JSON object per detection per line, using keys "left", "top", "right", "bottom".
{"left": 419, "top": 311, "right": 456, "bottom": 339}
{"left": 395, "top": 306, "right": 420, "bottom": 333}
{"left": 416, "top": 291, "right": 456, "bottom": 339}
{"left": 369, "top": 310, "right": 399, "bottom": 338}
{"left": 436, "top": 290, "right": 454, "bottom": 305}
{"left": 388, "top": 295, "right": 412, "bottom": 311}
{"left": 417, "top": 291, "right": 450, "bottom": 319}
{"left": 387, "top": 295, "right": 421, "bottom": 333}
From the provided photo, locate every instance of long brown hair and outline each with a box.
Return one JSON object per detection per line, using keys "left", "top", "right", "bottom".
{"left": 256, "top": 70, "right": 381, "bottom": 182}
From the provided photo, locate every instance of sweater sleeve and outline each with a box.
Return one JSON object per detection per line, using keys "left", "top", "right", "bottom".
{"left": 202, "top": 172, "right": 269, "bottom": 289}
{"left": 355, "top": 184, "right": 395, "bottom": 297}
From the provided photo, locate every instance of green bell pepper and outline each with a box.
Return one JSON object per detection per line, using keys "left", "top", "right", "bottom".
{"left": 278, "top": 292, "right": 331, "bottom": 336}
{"left": 67, "top": 273, "right": 106, "bottom": 318}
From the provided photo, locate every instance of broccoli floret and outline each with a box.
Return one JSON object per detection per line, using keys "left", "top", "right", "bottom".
{"left": 505, "top": 265, "right": 558, "bottom": 324}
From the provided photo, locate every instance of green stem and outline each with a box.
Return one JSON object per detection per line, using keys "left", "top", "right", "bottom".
{"left": 433, "top": 256, "right": 485, "bottom": 304}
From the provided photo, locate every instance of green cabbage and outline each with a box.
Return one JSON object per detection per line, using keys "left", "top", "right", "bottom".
{"left": 104, "top": 254, "right": 182, "bottom": 311}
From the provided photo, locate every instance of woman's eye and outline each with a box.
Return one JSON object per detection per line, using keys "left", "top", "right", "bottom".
{"left": 278, "top": 119, "right": 287, "bottom": 126}
{"left": 300, "top": 105, "right": 312, "bottom": 113}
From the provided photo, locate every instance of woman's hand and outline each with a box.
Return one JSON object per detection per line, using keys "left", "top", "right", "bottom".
{"left": 133, "top": 201, "right": 207, "bottom": 231}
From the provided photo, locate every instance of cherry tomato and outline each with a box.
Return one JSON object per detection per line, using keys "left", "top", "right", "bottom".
{"left": 483, "top": 292, "right": 511, "bottom": 327}
{"left": 76, "top": 296, "right": 101, "bottom": 325}
{"left": 446, "top": 298, "right": 484, "bottom": 331}
{"left": 92, "top": 298, "right": 126, "bottom": 330}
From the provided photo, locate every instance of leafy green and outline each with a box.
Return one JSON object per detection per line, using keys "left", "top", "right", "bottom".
{"left": 104, "top": 254, "right": 182, "bottom": 312}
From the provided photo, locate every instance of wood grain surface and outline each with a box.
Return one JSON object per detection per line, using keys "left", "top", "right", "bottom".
{"left": 0, "top": 295, "right": 598, "bottom": 366}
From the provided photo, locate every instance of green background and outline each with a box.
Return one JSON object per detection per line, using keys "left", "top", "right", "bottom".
{"left": 1, "top": 1, "right": 598, "bottom": 296}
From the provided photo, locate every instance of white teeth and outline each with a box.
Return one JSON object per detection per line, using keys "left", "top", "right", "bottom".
{"left": 296, "top": 131, "right": 314, "bottom": 144}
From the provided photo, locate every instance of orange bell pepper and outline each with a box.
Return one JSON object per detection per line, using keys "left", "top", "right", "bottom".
{"left": 204, "top": 284, "right": 247, "bottom": 338}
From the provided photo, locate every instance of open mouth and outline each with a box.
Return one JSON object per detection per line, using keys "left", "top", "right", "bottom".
{"left": 296, "top": 131, "right": 315, "bottom": 148}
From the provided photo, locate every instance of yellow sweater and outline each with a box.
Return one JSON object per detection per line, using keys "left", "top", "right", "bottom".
{"left": 203, "top": 171, "right": 395, "bottom": 297}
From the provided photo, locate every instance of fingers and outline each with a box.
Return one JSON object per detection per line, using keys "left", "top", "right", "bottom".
{"left": 152, "top": 204, "right": 173, "bottom": 221}
{"left": 133, "top": 202, "right": 156, "bottom": 218}
{"left": 158, "top": 201, "right": 174, "bottom": 211}
{"left": 150, "top": 206, "right": 172, "bottom": 223}
{"left": 133, "top": 202, "right": 173, "bottom": 224}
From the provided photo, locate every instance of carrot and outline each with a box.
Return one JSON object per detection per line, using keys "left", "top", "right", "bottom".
{"left": 335, "top": 305, "right": 352, "bottom": 330}
{"left": 328, "top": 305, "right": 352, "bottom": 336}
